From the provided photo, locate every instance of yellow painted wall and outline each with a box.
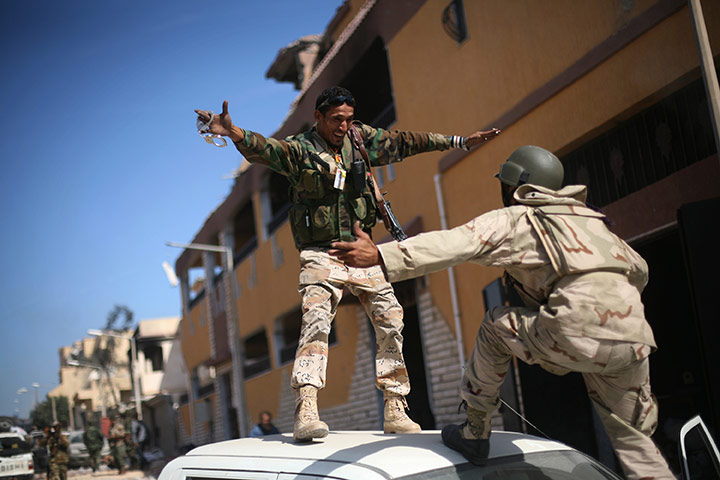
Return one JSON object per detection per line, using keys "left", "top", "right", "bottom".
{"left": 178, "top": 403, "right": 192, "bottom": 438}
{"left": 232, "top": 196, "right": 362, "bottom": 409}
{"left": 379, "top": 0, "right": 719, "bottom": 356}
{"left": 181, "top": 302, "right": 211, "bottom": 371}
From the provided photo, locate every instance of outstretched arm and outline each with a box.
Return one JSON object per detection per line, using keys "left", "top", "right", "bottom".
{"left": 195, "top": 100, "right": 303, "bottom": 176}
{"left": 195, "top": 100, "right": 245, "bottom": 143}
{"left": 357, "top": 123, "right": 501, "bottom": 166}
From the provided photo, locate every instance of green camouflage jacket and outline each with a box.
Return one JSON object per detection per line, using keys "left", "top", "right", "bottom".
{"left": 233, "top": 122, "right": 456, "bottom": 249}
{"left": 379, "top": 184, "right": 656, "bottom": 346}
{"left": 46, "top": 434, "right": 69, "bottom": 465}
{"left": 83, "top": 425, "right": 104, "bottom": 451}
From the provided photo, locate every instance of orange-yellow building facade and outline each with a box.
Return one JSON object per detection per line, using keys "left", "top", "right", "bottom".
{"left": 173, "top": 0, "right": 719, "bottom": 470}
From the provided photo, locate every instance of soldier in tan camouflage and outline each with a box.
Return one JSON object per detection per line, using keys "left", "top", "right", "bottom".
{"left": 196, "top": 86, "right": 500, "bottom": 441}
{"left": 330, "top": 146, "right": 674, "bottom": 479}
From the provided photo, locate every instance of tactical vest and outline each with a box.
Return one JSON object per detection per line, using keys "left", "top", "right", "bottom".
{"left": 526, "top": 205, "right": 633, "bottom": 278}
{"left": 288, "top": 132, "right": 378, "bottom": 249}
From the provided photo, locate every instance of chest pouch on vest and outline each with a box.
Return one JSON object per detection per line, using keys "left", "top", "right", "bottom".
{"left": 290, "top": 167, "right": 339, "bottom": 248}
{"left": 527, "top": 205, "right": 632, "bottom": 277}
{"left": 350, "top": 158, "right": 366, "bottom": 193}
{"left": 296, "top": 169, "right": 329, "bottom": 200}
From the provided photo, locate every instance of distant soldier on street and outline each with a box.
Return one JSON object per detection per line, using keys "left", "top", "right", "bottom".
{"left": 109, "top": 415, "right": 127, "bottom": 474}
{"left": 130, "top": 411, "right": 150, "bottom": 471}
{"left": 83, "top": 419, "right": 105, "bottom": 472}
{"left": 330, "top": 145, "right": 674, "bottom": 479}
{"left": 195, "top": 86, "right": 500, "bottom": 442}
{"left": 41, "top": 423, "right": 69, "bottom": 480}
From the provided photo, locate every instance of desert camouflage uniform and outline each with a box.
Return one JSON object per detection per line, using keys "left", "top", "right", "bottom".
{"left": 109, "top": 421, "right": 127, "bottom": 473}
{"left": 234, "top": 123, "right": 461, "bottom": 392}
{"left": 378, "top": 184, "right": 673, "bottom": 480}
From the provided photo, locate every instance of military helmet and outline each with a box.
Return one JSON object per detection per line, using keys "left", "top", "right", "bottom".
{"left": 495, "top": 145, "right": 564, "bottom": 190}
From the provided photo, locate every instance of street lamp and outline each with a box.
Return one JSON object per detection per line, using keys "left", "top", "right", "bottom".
{"left": 31, "top": 383, "right": 40, "bottom": 409}
{"left": 87, "top": 329, "right": 143, "bottom": 421}
{"left": 16, "top": 388, "right": 28, "bottom": 419}
{"left": 165, "top": 241, "right": 247, "bottom": 437}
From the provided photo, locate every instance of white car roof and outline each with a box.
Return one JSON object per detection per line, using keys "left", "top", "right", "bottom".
{"left": 161, "top": 430, "right": 576, "bottom": 480}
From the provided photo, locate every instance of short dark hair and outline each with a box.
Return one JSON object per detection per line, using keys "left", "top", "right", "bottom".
{"left": 315, "top": 86, "right": 356, "bottom": 114}
{"left": 258, "top": 410, "right": 272, "bottom": 421}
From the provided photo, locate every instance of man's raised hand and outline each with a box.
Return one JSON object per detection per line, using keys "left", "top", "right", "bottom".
{"left": 195, "top": 100, "right": 234, "bottom": 137}
{"left": 465, "top": 128, "right": 501, "bottom": 149}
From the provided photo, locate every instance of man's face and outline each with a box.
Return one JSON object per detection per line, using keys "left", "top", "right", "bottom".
{"left": 314, "top": 103, "right": 354, "bottom": 148}
{"left": 261, "top": 413, "right": 271, "bottom": 425}
{"left": 500, "top": 181, "right": 517, "bottom": 207}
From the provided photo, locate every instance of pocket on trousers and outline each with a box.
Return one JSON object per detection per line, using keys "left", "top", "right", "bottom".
{"left": 632, "top": 388, "right": 658, "bottom": 435}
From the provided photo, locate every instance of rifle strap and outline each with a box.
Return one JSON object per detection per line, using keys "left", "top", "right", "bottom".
{"left": 348, "top": 125, "right": 385, "bottom": 208}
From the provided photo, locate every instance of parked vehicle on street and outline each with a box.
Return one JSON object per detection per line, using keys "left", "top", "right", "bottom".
{"left": 0, "top": 432, "right": 34, "bottom": 480}
{"left": 29, "top": 430, "right": 48, "bottom": 473}
{"left": 159, "top": 415, "right": 720, "bottom": 480}
{"left": 158, "top": 430, "right": 622, "bottom": 480}
{"left": 65, "top": 430, "right": 110, "bottom": 469}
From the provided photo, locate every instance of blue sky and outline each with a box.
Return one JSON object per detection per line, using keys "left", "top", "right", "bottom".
{"left": 0, "top": 0, "right": 343, "bottom": 418}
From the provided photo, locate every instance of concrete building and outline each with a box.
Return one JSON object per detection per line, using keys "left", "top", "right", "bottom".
{"left": 172, "top": 0, "right": 719, "bottom": 474}
{"left": 132, "top": 317, "right": 184, "bottom": 457}
{"left": 51, "top": 334, "right": 133, "bottom": 428}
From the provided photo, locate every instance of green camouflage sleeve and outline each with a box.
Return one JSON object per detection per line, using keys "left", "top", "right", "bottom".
{"left": 233, "top": 129, "right": 305, "bottom": 177}
{"left": 356, "top": 122, "right": 455, "bottom": 166}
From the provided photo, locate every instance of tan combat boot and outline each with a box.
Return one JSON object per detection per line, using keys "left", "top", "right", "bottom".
{"left": 293, "top": 385, "right": 329, "bottom": 442}
{"left": 383, "top": 394, "right": 421, "bottom": 434}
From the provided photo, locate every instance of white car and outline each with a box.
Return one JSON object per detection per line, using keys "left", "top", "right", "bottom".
{"left": 158, "top": 430, "right": 622, "bottom": 480}
{"left": 0, "top": 432, "right": 34, "bottom": 480}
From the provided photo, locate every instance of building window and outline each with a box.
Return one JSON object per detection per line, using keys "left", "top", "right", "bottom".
{"left": 442, "top": 0, "right": 468, "bottom": 44}
{"left": 562, "top": 74, "right": 716, "bottom": 207}
{"left": 260, "top": 172, "right": 291, "bottom": 238}
{"left": 233, "top": 201, "right": 258, "bottom": 265}
{"left": 144, "top": 345, "right": 164, "bottom": 372}
{"left": 340, "top": 37, "right": 396, "bottom": 129}
{"left": 274, "top": 308, "right": 337, "bottom": 366}
{"left": 187, "top": 264, "right": 205, "bottom": 309}
{"left": 243, "top": 329, "right": 271, "bottom": 378}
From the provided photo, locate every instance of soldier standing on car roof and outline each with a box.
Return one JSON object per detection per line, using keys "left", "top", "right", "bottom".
{"left": 195, "top": 86, "right": 500, "bottom": 442}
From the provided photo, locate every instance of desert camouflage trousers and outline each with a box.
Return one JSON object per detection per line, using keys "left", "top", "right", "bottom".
{"left": 461, "top": 306, "right": 674, "bottom": 480}
{"left": 291, "top": 248, "right": 410, "bottom": 395}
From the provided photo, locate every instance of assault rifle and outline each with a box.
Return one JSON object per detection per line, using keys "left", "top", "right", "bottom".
{"left": 349, "top": 126, "right": 408, "bottom": 242}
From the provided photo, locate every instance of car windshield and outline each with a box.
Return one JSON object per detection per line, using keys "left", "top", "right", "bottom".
{"left": 0, "top": 436, "right": 32, "bottom": 457}
{"left": 69, "top": 433, "right": 84, "bottom": 444}
{"left": 402, "top": 451, "right": 618, "bottom": 480}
